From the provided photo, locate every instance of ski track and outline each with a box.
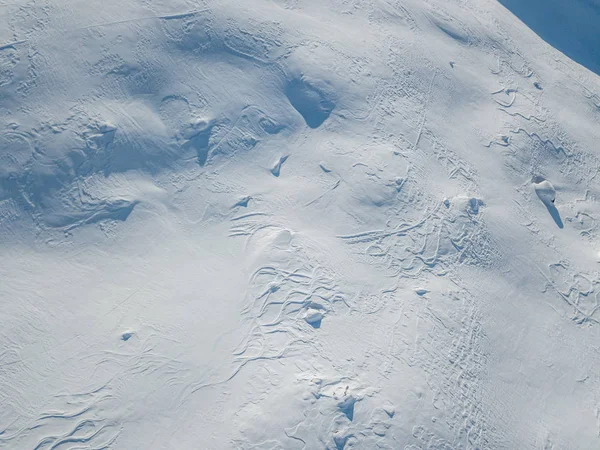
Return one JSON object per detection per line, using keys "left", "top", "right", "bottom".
{"left": 1, "top": 0, "right": 600, "bottom": 448}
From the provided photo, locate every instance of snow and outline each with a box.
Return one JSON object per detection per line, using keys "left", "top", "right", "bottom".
{"left": 0, "top": 0, "right": 599, "bottom": 448}
{"left": 534, "top": 178, "right": 556, "bottom": 205}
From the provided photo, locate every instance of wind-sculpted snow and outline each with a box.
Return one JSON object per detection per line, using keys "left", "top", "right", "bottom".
{"left": 285, "top": 76, "right": 336, "bottom": 129}
{"left": 1, "top": 0, "right": 600, "bottom": 448}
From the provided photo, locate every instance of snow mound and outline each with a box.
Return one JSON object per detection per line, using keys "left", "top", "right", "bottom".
{"left": 1, "top": 0, "right": 600, "bottom": 448}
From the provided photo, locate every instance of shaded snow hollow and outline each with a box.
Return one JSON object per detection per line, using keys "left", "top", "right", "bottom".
{"left": 1, "top": 0, "right": 600, "bottom": 448}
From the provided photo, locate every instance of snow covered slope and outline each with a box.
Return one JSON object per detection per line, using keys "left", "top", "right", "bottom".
{"left": 1, "top": 0, "right": 599, "bottom": 448}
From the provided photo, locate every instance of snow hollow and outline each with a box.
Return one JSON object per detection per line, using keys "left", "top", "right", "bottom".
{"left": 1, "top": 0, "right": 600, "bottom": 448}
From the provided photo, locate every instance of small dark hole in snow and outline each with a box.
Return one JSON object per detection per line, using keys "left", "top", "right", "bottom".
{"left": 121, "top": 332, "right": 133, "bottom": 341}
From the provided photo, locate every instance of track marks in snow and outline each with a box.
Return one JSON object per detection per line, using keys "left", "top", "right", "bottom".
{"left": 281, "top": 373, "right": 395, "bottom": 449}
{"left": 0, "top": 329, "right": 192, "bottom": 449}
{"left": 161, "top": 9, "right": 288, "bottom": 65}
{"left": 0, "top": 120, "right": 142, "bottom": 231}
{"left": 158, "top": 95, "right": 219, "bottom": 166}
{"left": 0, "top": 45, "right": 19, "bottom": 86}
{"left": 0, "top": 386, "right": 121, "bottom": 449}
{"left": 77, "top": 9, "right": 212, "bottom": 32}
{"left": 2, "top": 0, "right": 597, "bottom": 447}
{"left": 341, "top": 193, "right": 492, "bottom": 278}
{"left": 582, "top": 87, "right": 600, "bottom": 112}
{"left": 492, "top": 88, "right": 517, "bottom": 107}
{"left": 0, "top": 7, "right": 296, "bottom": 230}
{"left": 304, "top": 178, "right": 340, "bottom": 208}
{"left": 204, "top": 105, "right": 284, "bottom": 164}
{"left": 368, "top": 0, "right": 418, "bottom": 30}
{"left": 0, "top": 100, "right": 286, "bottom": 230}
{"left": 385, "top": 281, "right": 489, "bottom": 448}
{"left": 334, "top": 140, "right": 492, "bottom": 446}
{"left": 234, "top": 261, "right": 341, "bottom": 363}
{"left": 45, "top": 196, "right": 138, "bottom": 231}
{"left": 540, "top": 262, "right": 600, "bottom": 324}
{"left": 187, "top": 222, "right": 350, "bottom": 401}
{"left": 0, "top": 129, "right": 34, "bottom": 202}
{"left": 0, "top": 116, "right": 138, "bottom": 230}
{"left": 413, "top": 70, "right": 438, "bottom": 151}
{"left": 509, "top": 127, "right": 570, "bottom": 160}
{"left": 160, "top": 11, "right": 214, "bottom": 52}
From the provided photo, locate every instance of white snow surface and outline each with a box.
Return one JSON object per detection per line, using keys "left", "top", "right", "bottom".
{"left": 1, "top": 0, "right": 600, "bottom": 448}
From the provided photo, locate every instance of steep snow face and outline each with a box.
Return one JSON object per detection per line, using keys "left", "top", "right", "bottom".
{"left": 1, "top": 0, "right": 600, "bottom": 448}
